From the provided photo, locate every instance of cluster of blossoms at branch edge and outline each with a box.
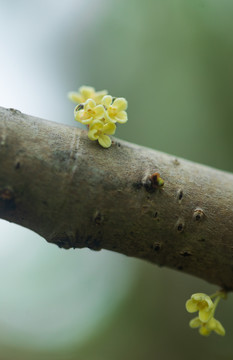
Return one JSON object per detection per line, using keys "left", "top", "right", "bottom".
{"left": 185, "top": 292, "right": 226, "bottom": 336}
{"left": 68, "top": 86, "right": 128, "bottom": 148}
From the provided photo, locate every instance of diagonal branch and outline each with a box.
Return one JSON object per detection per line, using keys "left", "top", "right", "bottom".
{"left": 0, "top": 106, "right": 233, "bottom": 289}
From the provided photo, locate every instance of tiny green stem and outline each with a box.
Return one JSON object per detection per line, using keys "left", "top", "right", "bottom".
{"left": 210, "top": 291, "right": 227, "bottom": 300}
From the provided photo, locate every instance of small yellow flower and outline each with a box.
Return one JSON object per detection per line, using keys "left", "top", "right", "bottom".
{"left": 74, "top": 99, "right": 105, "bottom": 125}
{"left": 68, "top": 85, "right": 128, "bottom": 148}
{"left": 68, "top": 86, "right": 107, "bottom": 104}
{"left": 189, "top": 316, "right": 225, "bottom": 336}
{"left": 102, "top": 95, "right": 128, "bottom": 124}
{"left": 88, "top": 119, "right": 116, "bottom": 148}
{"left": 186, "top": 293, "right": 214, "bottom": 322}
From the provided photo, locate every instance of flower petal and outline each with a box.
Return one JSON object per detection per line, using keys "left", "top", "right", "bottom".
{"left": 75, "top": 109, "right": 94, "bottom": 125}
{"left": 103, "top": 122, "right": 116, "bottom": 135}
{"left": 191, "top": 293, "right": 213, "bottom": 312}
{"left": 189, "top": 317, "right": 202, "bottom": 328}
{"left": 85, "top": 99, "right": 96, "bottom": 110}
{"left": 114, "top": 111, "right": 128, "bottom": 124}
{"left": 199, "top": 309, "right": 212, "bottom": 323}
{"left": 82, "top": 117, "right": 94, "bottom": 125}
{"left": 199, "top": 326, "right": 211, "bottom": 336}
{"left": 206, "top": 317, "right": 217, "bottom": 330}
{"left": 74, "top": 110, "right": 85, "bottom": 123}
{"left": 98, "top": 134, "right": 112, "bottom": 148}
{"left": 68, "top": 91, "right": 83, "bottom": 104}
{"left": 102, "top": 95, "right": 112, "bottom": 108}
{"left": 88, "top": 129, "right": 99, "bottom": 141}
{"left": 80, "top": 86, "right": 95, "bottom": 99}
{"left": 186, "top": 299, "right": 198, "bottom": 313}
{"left": 192, "top": 293, "right": 212, "bottom": 307}
{"left": 113, "top": 97, "right": 128, "bottom": 111}
{"left": 89, "top": 120, "right": 104, "bottom": 131}
{"left": 94, "top": 90, "right": 108, "bottom": 104}
{"left": 214, "top": 320, "right": 225, "bottom": 336}
{"left": 104, "top": 111, "right": 116, "bottom": 123}
{"left": 94, "top": 105, "right": 105, "bottom": 119}
{"left": 205, "top": 317, "right": 225, "bottom": 336}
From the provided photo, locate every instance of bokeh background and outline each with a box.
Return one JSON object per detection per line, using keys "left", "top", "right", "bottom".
{"left": 0, "top": 1, "right": 233, "bottom": 359}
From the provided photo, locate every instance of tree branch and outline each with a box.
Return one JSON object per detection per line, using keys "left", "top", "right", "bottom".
{"left": 0, "top": 106, "right": 233, "bottom": 289}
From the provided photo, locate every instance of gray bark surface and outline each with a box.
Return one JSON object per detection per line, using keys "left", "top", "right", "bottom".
{"left": 0, "top": 107, "right": 233, "bottom": 289}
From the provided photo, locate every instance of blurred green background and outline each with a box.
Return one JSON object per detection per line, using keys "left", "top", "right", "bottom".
{"left": 0, "top": 0, "right": 233, "bottom": 359}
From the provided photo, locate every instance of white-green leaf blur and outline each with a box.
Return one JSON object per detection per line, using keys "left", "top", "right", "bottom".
{"left": 0, "top": 1, "right": 232, "bottom": 359}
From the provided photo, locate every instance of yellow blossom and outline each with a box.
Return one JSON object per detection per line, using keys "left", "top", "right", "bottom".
{"left": 74, "top": 99, "right": 105, "bottom": 125}
{"left": 186, "top": 293, "right": 214, "bottom": 322}
{"left": 189, "top": 316, "right": 225, "bottom": 336}
{"left": 102, "top": 95, "right": 128, "bottom": 124}
{"left": 68, "top": 86, "right": 107, "bottom": 104}
{"left": 88, "top": 119, "right": 116, "bottom": 148}
{"left": 68, "top": 85, "right": 128, "bottom": 148}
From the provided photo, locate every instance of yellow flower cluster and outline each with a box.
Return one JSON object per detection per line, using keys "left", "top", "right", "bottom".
{"left": 185, "top": 292, "right": 226, "bottom": 336}
{"left": 68, "top": 86, "right": 128, "bottom": 148}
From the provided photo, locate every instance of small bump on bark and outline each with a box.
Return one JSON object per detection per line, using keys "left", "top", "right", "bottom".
{"left": 193, "top": 208, "right": 205, "bottom": 221}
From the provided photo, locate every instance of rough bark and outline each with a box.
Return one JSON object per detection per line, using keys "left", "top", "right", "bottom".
{"left": 0, "top": 106, "right": 233, "bottom": 289}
